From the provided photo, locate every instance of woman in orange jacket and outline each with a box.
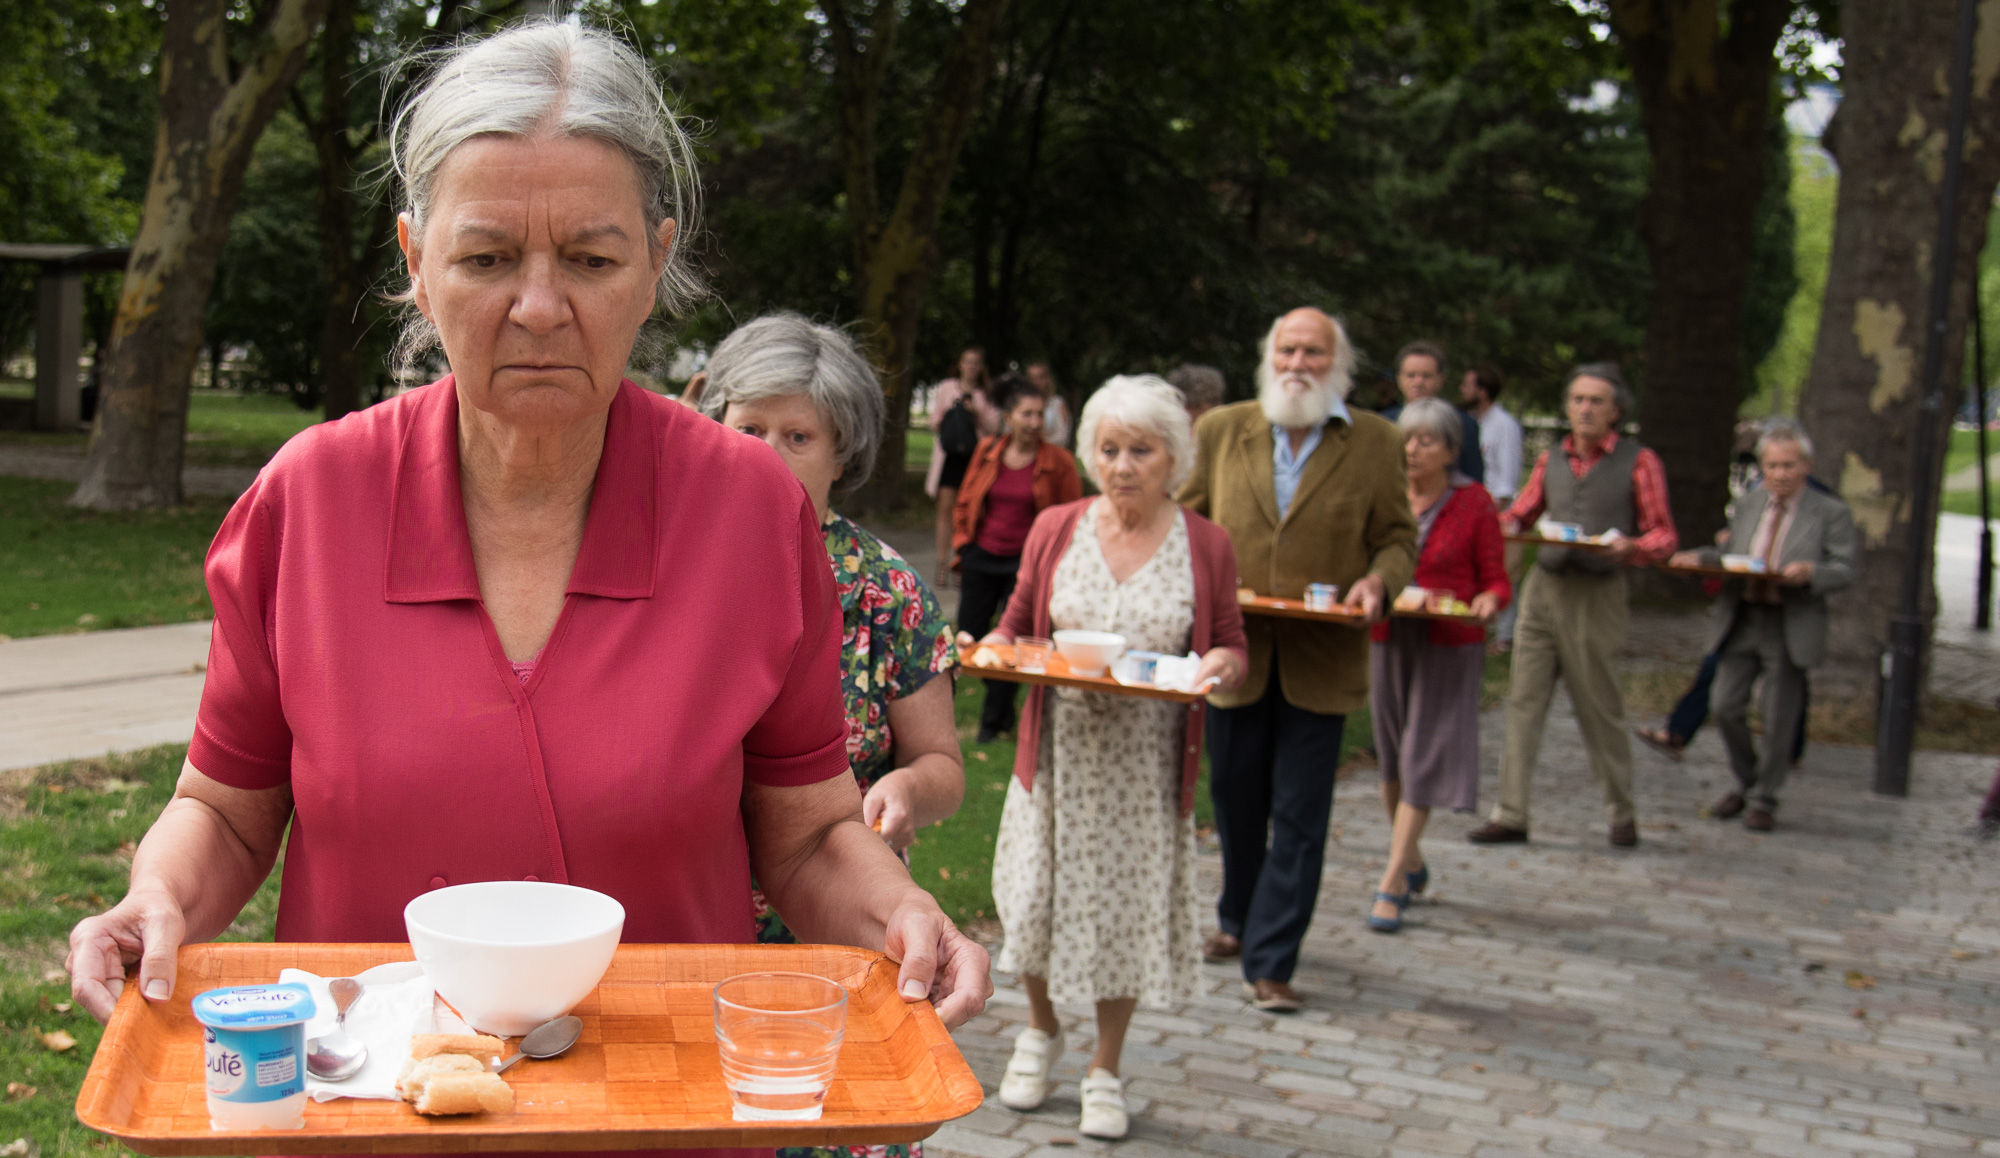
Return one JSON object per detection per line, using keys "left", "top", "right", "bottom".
{"left": 953, "top": 372, "right": 1083, "bottom": 741}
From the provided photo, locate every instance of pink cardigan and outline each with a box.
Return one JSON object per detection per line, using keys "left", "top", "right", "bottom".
{"left": 996, "top": 499, "right": 1250, "bottom": 816}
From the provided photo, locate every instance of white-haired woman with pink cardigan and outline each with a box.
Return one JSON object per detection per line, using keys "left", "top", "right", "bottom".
{"left": 963, "top": 375, "right": 1247, "bottom": 1141}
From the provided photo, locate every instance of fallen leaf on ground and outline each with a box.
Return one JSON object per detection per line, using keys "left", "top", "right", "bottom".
{"left": 937, "top": 867, "right": 952, "bottom": 880}
{"left": 1844, "top": 971, "right": 1877, "bottom": 990}
{"left": 1803, "top": 962, "right": 1825, "bottom": 973}
{"left": 1852, "top": 1008, "right": 1867, "bottom": 1019}
{"left": 1950, "top": 948, "right": 1979, "bottom": 960}
{"left": 5, "top": 1083, "right": 34, "bottom": 1100}
{"left": 973, "top": 751, "right": 988, "bottom": 761}
{"left": 53, "top": 1002, "right": 70, "bottom": 1013}
{"left": 39, "top": 1030, "right": 76, "bottom": 1052}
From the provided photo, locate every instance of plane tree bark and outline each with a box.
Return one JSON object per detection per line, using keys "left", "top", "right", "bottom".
{"left": 1607, "top": 0, "right": 1797, "bottom": 548}
{"left": 72, "top": 0, "right": 330, "bottom": 509}
{"left": 1797, "top": 0, "right": 2000, "bottom": 704}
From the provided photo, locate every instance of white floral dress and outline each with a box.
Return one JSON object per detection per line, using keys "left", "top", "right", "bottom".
{"left": 992, "top": 501, "right": 1199, "bottom": 1007}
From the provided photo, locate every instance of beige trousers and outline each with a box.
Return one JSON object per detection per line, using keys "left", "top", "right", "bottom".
{"left": 1493, "top": 567, "right": 1635, "bottom": 829}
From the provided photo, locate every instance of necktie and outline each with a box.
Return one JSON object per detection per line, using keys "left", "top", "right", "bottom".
{"left": 1751, "top": 496, "right": 1787, "bottom": 603}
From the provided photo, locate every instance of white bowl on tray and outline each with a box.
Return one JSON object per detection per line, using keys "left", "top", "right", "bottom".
{"left": 1052, "top": 630, "right": 1127, "bottom": 677}
{"left": 404, "top": 880, "right": 625, "bottom": 1036}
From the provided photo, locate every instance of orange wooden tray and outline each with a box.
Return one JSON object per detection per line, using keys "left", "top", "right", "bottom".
{"left": 76, "top": 942, "right": 983, "bottom": 1154}
{"left": 961, "top": 642, "right": 1203, "bottom": 703}
{"left": 1656, "top": 563, "right": 1765, "bottom": 580}
{"left": 1234, "top": 591, "right": 1485, "bottom": 628}
{"left": 1504, "top": 532, "right": 1616, "bottom": 553}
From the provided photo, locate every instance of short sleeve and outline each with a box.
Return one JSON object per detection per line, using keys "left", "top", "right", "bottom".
{"left": 189, "top": 479, "right": 295, "bottom": 789}
{"left": 883, "top": 558, "right": 957, "bottom": 699}
{"left": 742, "top": 500, "right": 854, "bottom": 788}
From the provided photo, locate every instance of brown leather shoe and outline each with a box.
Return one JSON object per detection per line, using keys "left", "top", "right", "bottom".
{"left": 1608, "top": 821, "right": 1638, "bottom": 847}
{"left": 1744, "top": 808, "right": 1775, "bottom": 832}
{"left": 1466, "top": 821, "right": 1528, "bottom": 844}
{"left": 1244, "top": 979, "right": 1301, "bottom": 1012}
{"left": 1202, "top": 931, "right": 1241, "bottom": 963}
{"left": 1707, "top": 791, "right": 1746, "bottom": 820}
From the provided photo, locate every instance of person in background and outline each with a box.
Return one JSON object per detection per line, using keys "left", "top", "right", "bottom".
{"left": 1169, "top": 363, "right": 1228, "bottom": 427}
{"left": 1027, "top": 361, "right": 1072, "bottom": 448}
{"left": 927, "top": 347, "right": 1003, "bottom": 587}
{"left": 1379, "top": 341, "right": 1484, "bottom": 485}
{"left": 1462, "top": 361, "right": 1525, "bottom": 652}
{"left": 1468, "top": 364, "right": 1678, "bottom": 849}
{"left": 954, "top": 373, "right": 1083, "bottom": 742}
{"left": 971, "top": 375, "right": 1247, "bottom": 1141}
{"left": 704, "top": 313, "right": 963, "bottom": 1158}
{"left": 1365, "top": 398, "right": 1509, "bottom": 933}
{"left": 1668, "top": 419, "right": 1853, "bottom": 832}
{"left": 1178, "top": 307, "right": 1417, "bottom": 1011}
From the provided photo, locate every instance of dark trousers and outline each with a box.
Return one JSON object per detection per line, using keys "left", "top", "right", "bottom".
{"left": 957, "top": 544, "right": 1022, "bottom": 735}
{"left": 1206, "top": 659, "right": 1345, "bottom": 984}
{"left": 1667, "top": 648, "right": 1809, "bottom": 764}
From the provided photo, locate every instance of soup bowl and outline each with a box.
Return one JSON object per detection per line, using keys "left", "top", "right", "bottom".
{"left": 405, "top": 881, "right": 625, "bottom": 1036}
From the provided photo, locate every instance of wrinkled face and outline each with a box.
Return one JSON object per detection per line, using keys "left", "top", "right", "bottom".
{"left": 1404, "top": 428, "right": 1455, "bottom": 483}
{"left": 1566, "top": 375, "right": 1619, "bottom": 442}
{"left": 1092, "top": 418, "right": 1173, "bottom": 500}
{"left": 1007, "top": 394, "right": 1046, "bottom": 442}
{"left": 399, "top": 134, "right": 672, "bottom": 432}
{"left": 722, "top": 393, "right": 842, "bottom": 514}
{"left": 1397, "top": 354, "right": 1443, "bottom": 402}
{"left": 1259, "top": 310, "right": 1341, "bottom": 428}
{"left": 1759, "top": 439, "right": 1809, "bottom": 500}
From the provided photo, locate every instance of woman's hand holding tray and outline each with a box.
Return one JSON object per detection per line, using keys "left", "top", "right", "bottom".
{"left": 76, "top": 942, "right": 983, "bottom": 1154}
{"left": 961, "top": 643, "right": 1203, "bottom": 703}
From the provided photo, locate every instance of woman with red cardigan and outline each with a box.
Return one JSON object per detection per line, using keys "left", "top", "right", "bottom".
{"left": 1368, "top": 397, "right": 1511, "bottom": 934}
{"left": 964, "top": 376, "right": 1247, "bottom": 1141}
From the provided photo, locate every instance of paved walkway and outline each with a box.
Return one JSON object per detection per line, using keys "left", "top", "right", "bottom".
{"left": 0, "top": 622, "right": 209, "bottom": 774}
{"left": 0, "top": 445, "right": 258, "bottom": 498}
{"left": 930, "top": 698, "right": 2000, "bottom": 1158}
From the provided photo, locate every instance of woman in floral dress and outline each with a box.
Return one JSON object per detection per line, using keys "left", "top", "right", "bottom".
{"left": 969, "top": 376, "right": 1248, "bottom": 1140}
{"left": 702, "top": 314, "right": 963, "bottom": 1158}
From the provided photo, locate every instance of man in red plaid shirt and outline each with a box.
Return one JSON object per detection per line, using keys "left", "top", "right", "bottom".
{"left": 1467, "top": 364, "right": 1678, "bottom": 848}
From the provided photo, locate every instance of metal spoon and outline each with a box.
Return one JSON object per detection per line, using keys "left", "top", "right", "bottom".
{"left": 305, "top": 977, "right": 367, "bottom": 1081}
{"left": 494, "top": 1015, "right": 584, "bottom": 1073}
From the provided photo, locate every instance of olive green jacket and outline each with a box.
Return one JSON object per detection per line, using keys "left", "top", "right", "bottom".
{"left": 1177, "top": 400, "right": 1417, "bottom": 714}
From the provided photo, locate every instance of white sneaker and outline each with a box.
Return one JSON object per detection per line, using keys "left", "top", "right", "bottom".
{"left": 997, "top": 1025, "right": 1064, "bottom": 1111}
{"left": 1079, "top": 1067, "right": 1128, "bottom": 1139}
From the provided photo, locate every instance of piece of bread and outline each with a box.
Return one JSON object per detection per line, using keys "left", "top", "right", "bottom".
{"left": 396, "top": 1053, "right": 485, "bottom": 1101}
{"left": 412, "top": 1071, "right": 515, "bottom": 1116}
{"left": 408, "top": 1033, "right": 505, "bottom": 1062}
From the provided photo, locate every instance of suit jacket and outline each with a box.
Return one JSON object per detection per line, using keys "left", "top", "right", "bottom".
{"left": 1178, "top": 400, "right": 1417, "bottom": 714}
{"left": 1697, "top": 485, "right": 1857, "bottom": 667}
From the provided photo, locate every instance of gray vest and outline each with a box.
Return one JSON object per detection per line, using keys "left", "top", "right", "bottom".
{"left": 1537, "top": 437, "right": 1640, "bottom": 575}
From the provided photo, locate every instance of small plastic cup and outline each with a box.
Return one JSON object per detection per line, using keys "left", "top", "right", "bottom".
{"left": 191, "top": 983, "right": 316, "bottom": 1131}
{"left": 1014, "top": 637, "right": 1054, "bottom": 674}
{"left": 713, "top": 973, "right": 848, "bottom": 1122}
{"left": 1303, "top": 583, "right": 1341, "bottom": 612}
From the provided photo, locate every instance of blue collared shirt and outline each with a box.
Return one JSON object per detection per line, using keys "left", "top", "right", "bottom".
{"left": 1272, "top": 395, "right": 1350, "bottom": 518}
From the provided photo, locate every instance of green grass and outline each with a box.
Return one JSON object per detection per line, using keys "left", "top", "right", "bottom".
{"left": 0, "top": 477, "right": 229, "bottom": 641}
{"left": 0, "top": 745, "right": 281, "bottom": 1158}
{"left": 0, "top": 392, "right": 321, "bottom": 468}
{"left": 904, "top": 428, "right": 933, "bottom": 471}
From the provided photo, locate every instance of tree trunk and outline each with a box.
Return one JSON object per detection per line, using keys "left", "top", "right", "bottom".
{"left": 304, "top": 0, "right": 367, "bottom": 421}
{"left": 1797, "top": 0, "right": 2000, "bottom": 705}
{"left": 1610, "top": 0, "right": 1794, "bottom": 549}
{"left": 826, "top": 0, "right": 1012, "bottom": 511}
{"left": 71, "top": 0, "right": 330, "bottom": 510}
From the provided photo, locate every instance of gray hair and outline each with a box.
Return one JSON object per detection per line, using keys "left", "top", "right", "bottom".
{"left": 698, "top": 313, "right": 883, "bottom": 497}
{"left": 1396, "top": 396, "right": 1462, "bottom": 457}
{"left": 1076, "top": 375, "right": 1197, "bottom": 494}
{"left": 1167, "top": 363, "right": 1226, "bottom": 410}
{"left": 1259, "top": 309, "right": 1358, "bottom": 400}
{"left": 1756, "top": 416, "right": 1815, "bottom": 461}
{"left": 389, "top": 22, "right": 704, "bottom": 371}
{"left": 1565, "top": 361, "right": 1632, "bottom": 419}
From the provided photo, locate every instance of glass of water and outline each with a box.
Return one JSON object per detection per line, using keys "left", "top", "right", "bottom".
{"left": 713, "top": 972, "right": 848, "bottom": 1121}
{"left": 1014, "top": 636, "right": 1054, "bottom": 674}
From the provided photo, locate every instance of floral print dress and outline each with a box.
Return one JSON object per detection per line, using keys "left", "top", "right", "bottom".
{"left": 991, "top": 502, "right": 1201, "bottom": 1007}
{"left": 761, "top": 514, "right": 957, "bottom": 1158}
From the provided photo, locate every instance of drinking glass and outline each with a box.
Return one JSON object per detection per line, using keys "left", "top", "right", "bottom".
{"left": 1014, "top": 636, "right": 1054, "bottom": 674}
{"left": 713, "top": 973, "right": 848, "bottom": 1121}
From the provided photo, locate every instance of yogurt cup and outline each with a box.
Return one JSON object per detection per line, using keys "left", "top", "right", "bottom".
{"left": 191, "top": 983, "right": 316, "bottom": 1130}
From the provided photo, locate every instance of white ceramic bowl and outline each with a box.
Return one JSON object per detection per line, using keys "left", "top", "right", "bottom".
{"left": 1053, "top": 629, "right": 1127, "bottom": 677}
{"left": 404, "top": 881, "right": 625, "bottom": 1036}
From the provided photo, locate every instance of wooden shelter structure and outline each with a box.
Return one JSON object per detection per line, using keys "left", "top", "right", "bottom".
{"left": 0, "top": 243, "right": 130, "bottom": 431}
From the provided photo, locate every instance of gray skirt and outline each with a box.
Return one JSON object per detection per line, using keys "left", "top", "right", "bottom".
{"left": 1369, "top": 619, "right": 1484, "bottom": 812}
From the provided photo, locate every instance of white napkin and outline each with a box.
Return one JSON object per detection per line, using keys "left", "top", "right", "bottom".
{"left": 281, "top": 961, "right": 441, "bottom": 1102}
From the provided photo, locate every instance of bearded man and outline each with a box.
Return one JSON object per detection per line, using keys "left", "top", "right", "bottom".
{"left": 1178, "top": 307, "right": 1417, "bottom": 1012}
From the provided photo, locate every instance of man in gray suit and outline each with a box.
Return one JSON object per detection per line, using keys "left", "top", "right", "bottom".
{"left": 1671, "top": 419, "right": 1855, "bottom": 832}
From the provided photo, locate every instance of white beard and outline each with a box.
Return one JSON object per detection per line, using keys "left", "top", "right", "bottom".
{"left": 1258, "top": 363, "right": 1339, "bottom": 429}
